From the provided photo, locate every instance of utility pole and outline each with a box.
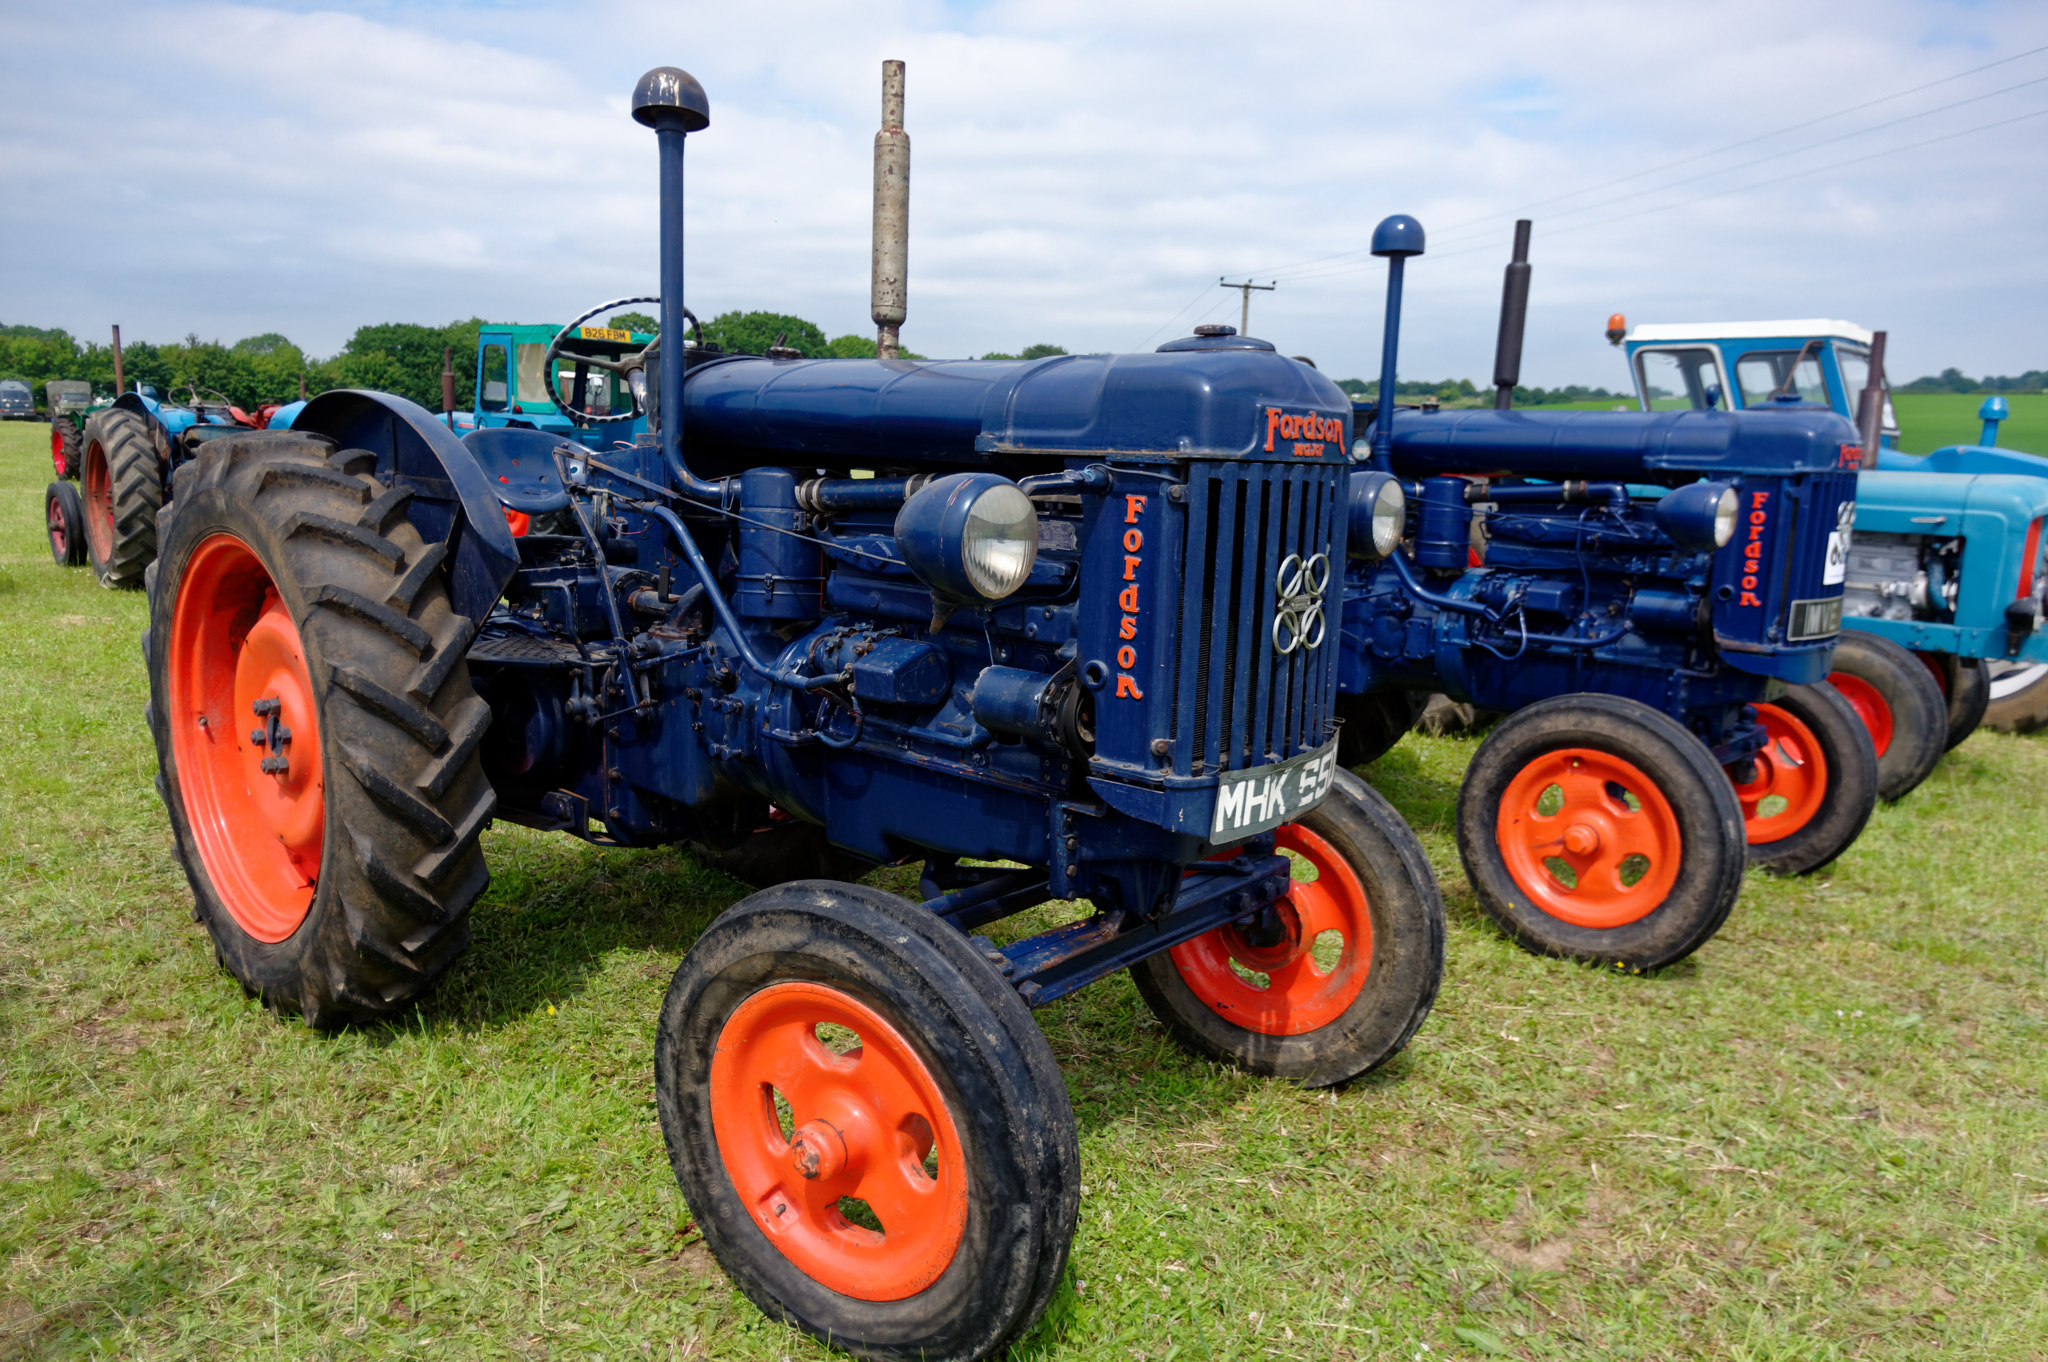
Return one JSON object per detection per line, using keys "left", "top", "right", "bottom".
{"left": 1218, "top": 278, "right": 1275, "bottom": 337}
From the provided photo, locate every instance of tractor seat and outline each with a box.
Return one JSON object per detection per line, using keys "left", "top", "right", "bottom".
{"left": 462, "top": 427, "right": 576, "bottom": 515}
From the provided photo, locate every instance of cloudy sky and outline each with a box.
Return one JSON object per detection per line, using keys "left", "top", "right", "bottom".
{"left": 2, "top": 0, "right": 2043, "bottom": 388}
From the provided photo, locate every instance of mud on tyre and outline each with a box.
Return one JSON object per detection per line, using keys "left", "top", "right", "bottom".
{"left": 146, "top": 431, "right": 495, "bottom": 1025}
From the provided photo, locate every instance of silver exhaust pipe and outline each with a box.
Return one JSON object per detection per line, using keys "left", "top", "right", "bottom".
{"left": 871, "top": 60, "right": 909, "bottom": 358}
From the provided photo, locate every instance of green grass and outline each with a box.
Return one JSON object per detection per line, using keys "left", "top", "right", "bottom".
{"left": 1891, "top": 393, "right": 2048, "bottom": 457}
{"left": 3, "top": 417, "right": 2045, "bottom": 1360}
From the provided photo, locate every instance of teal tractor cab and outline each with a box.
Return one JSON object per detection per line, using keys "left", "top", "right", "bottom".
{"left": 1615, "top": 318, "right": 2048, "bottom": 770}
{"left": 466, "top": 318, "right": 660, "bottom": 449}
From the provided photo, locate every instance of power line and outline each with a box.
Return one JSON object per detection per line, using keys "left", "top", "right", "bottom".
{"left": 1213, "top": 39, "right": 2048, "bottom": 286}
{"left": 1265, "top": 103, "right": 2048, "bottom": 282}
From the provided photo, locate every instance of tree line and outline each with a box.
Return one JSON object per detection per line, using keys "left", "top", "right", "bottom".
{"left": 0, "top": 312, "right": 1085, "bottom": 413}
{"left": 1897, "top": 367, "right": 2047, "bottom": 395}
{"left": 1336, "top": 377, "right": 1623, "bottom": 406}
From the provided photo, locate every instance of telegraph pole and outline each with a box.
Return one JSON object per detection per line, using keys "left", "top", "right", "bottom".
{"left": 1219, "top": 278, "right": 1275, "bottom": 337}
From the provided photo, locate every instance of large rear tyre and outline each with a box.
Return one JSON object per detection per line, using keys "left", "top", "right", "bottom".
{"left": 146, "top": 432, "right": 494, "bottom": 1026}
{"left": 1827, "top": 632, "right": 1945, "bottom": 800}
{"left": 81, "top": 408, "right": 163, "bottom": 588}
{"left": 1131, "top": 771, "right": 1443, "bottom": 1085}
{"left": 1983, "top": 660, "right": 2048, "bottom": 734}
{"left": 1334, "top": 690, "right": 1424, "bottom": 767}
{"left": 655, "top": 882, "right": 1079, "bottom": 1362}
{"left": 1729, "top": 682, "right": 1877, "bottom": 876}
{"left": 45, "top": 481, "right": 86, "bottom": 566}
{"left": 1457, "top": 694, "right": 1746, "bottom": 971}
{"left": 52, "top": 418, "right": 82, "bottom": 480}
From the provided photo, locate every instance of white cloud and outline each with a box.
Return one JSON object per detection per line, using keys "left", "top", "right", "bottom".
{"left": 1, "top": 0, "right": 2042, "bottom": 389}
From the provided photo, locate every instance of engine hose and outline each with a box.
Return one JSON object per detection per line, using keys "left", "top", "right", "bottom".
{"left": 636, "top": 501, "right": 841, "bottom": 696}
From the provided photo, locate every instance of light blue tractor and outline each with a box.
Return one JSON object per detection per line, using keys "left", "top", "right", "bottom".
{"left": 1614, "top": 319, "right": 2048, "bottom": 792}
{"left": 461, "top": 316, "right": 662, "bottom": 451}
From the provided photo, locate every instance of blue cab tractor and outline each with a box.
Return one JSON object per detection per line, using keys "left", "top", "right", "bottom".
{"left": 460, "top": 318, "right": 660, "bottom": 451}
{"left": 1614, "top": 318, "right": 2048, "bottom": 770}
{"left": 141, "top": 64, "right": 1449, "bottom": 1361}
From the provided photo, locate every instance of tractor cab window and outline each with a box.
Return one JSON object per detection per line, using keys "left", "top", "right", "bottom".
{"left": 552, "top": 359, "right": 617, "bottom": 417}
{"left": 1635, "top": 347, "right": 1728, "bottom": 411}
{"left": 479, "top": 343, "right": 510, "bottom": 410}
{"left": 1735, "top": 348, "right": 1830, "bottom": 409}
{"left": 1833, "top": 346, "right": 1899, "bottom": 437}
{"left": 516, "top": 344, "right": 555, "bottom": 409}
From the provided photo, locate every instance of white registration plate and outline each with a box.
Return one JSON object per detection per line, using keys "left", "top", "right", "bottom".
{"left": 1208, "top": 737, "right": 1340, "bottom": 841}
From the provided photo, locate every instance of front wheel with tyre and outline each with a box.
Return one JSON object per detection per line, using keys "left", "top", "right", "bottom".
{"left": 1457, "top": 694, "right": 1747, "bottom": 971}
{"left": 81, "top": 408, "right": 163, "bottom": 588}
{"left": 656, "top": 882, "right": 1079, "bottom": 1362}
{"left": 1827, "top": 631, "right": 1946, "bottom": 800}
{"left": 1334, "top": 690, "right": 1424, "bottom": 767}
{"left": 1917, "top": 650, "right": 1990, "bottom": 750}
{"left": 1130, "top": 771, "right": 1444, "bottom": 1086}
{"left": 45, "top": 481, "right": 86, "bottom": 566}
{"left": 146, "top": 432, "right": 495, "bottom": 1025}
{"left": 1727, "top": 681, "right": 1877, "bottom": 876}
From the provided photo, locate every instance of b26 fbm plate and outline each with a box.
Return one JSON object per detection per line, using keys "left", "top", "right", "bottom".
{"left": 1209, "top": 737, "right": 1340, "bottom": 841}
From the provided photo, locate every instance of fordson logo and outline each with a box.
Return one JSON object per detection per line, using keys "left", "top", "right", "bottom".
{"left": 1273, "top": 552, "right": 1329, "bottom": 654}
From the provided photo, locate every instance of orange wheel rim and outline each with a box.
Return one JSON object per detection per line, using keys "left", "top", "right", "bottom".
{"left": 46, "top": 495, "right": 68, "bottom": 559}
{"left": 1828, "top": 671, "right": 1892, "bottom": 757}
{"left": 1494, "top": 748, "right": 1682, "bottom": 930}
{"left": 167, "top": 534, "right": 326, "bottom": 942}
{"left": 709, "top": 982, "right": 968, "bottom": 1302}
{"left": 83, "top": 443, "right": 114, "bottom": 564}
{"left": 1730, "top": 703, "right": 1828, "bottom": 845}
{"left": 1166, "top": 823, "right": 1374, "bottom": 1036}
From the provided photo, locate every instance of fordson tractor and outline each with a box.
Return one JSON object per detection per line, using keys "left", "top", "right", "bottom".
{"left": 1615, "top": 319, "right": 2048, "bottom": 780}
{"left": 142, "top": 66, "right": 1445, "bottom": 1361}
{"left": 1328, "top": 225, "right": 1875, "bottom": 974}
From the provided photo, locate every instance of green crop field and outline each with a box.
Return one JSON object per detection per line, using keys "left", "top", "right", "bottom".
{"left": 1892, "top": 393, "right": 2048, "bottom": 457}
{"left": 3, "top": 417, "right": 2045, "bottom": 1360}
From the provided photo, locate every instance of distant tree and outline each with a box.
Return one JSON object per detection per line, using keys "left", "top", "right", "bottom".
{"left": 608, "top": 311, "right": 658, "bottom": 335}
{"left": 826, "top": 334, "right": 878, "bottom": 359}
{"left": 702, "top": 311, "right": 830, "bottom": 357}
{"left": 1018, "top": 343, "right": 1068, "bottom": 360}
{"left": 232, "top": 333, "right": 292, "bottom": 356}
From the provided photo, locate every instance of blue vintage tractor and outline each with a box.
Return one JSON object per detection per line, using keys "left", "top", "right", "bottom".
{"left": 141, "top": 66, "right": 1446, "bottom": 1361}
{"left": 462, "top": 317, "right": 662, "bottom": 450}
{"left": 1329, "top": 224, "right": 1876, "bottom": 973}
{"left": 1615, "top": 319, "right": 2048, "bottom": 762}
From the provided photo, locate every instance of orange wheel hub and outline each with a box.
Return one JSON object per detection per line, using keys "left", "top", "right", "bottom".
{"left": 1494, "top": 748, "right": 1682, "bottom": 930}
{"left": 1828, "top": 672, "right": 1893, "bottom": 757}
{"left": 167, "top": 534, "right": 326, "bottom": 942}
{"left": 83, "top": 444, "right": 113, "bottom": 565}
{"left": 1730, "top": 703, "right": 1827, "bottom": 845}
{"left": 708, "top": 982, "right": 967, "bottom": 1302}
{"left": 1167, "top": 822, "right": 1374, "bottom": 1036}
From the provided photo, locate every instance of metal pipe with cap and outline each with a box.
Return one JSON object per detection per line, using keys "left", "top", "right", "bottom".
{"left": 872, "top": 60, "right": 910, "bottom": 359}
{"left": 1492, "top": 219, "right": 1532, "bottom": 411}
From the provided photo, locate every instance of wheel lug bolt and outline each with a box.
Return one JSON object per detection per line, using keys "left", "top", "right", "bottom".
{"left": 1563, "top": 824, "right": 1600, "bottom": 856}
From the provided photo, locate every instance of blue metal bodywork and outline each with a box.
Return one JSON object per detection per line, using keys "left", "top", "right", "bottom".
{"left": 1338, "top": 405, "right": 1861, "bottom": 761}
{"left": 1620, "top": 323, "right": 2048, "bottom": 668}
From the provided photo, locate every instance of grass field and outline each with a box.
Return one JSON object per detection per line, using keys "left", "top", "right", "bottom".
{"left": 3, "top": 417, "right": 2045, "bottom": 1361}
{"left": 1892, "top": 393, "right": 2048, "bottom": 457}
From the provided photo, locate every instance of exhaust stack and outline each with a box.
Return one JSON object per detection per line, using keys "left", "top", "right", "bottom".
{"left": 872, "top": 60, "right": 910, "bottom": 358}
{"left": 112, "top": 325, "right": 124, "bottom": 396}
{"left": 1492, "top": 219, "right": 1532, "bottom": 410}
{"left": 1855, "top": 329, "right": 1889, "bottom": 467}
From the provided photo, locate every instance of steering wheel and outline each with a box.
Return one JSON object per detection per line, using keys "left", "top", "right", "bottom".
{"left": 542, "top": 296, "right": 700, "bottom": 427}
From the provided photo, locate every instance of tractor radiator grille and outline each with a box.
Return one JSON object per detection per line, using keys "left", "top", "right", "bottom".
{"left": 1172, "top": 462, "right": 1345, "bottom": 772}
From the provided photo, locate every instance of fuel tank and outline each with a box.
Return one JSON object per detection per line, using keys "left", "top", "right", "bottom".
{"left": 1370, "top": 407, "right": 1862, "bottom": 483}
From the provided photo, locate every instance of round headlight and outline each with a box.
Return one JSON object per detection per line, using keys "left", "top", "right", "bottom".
{"left": 1347, "top": 470, "right": 1406, "bottom": 559}
{"left": 1712, "top": 485, "right": 1738, "bottom": 548}
{"left": 895, "top": 473, "right": 1039, "bottom": 604}
{"left": 1653, "top": 479, "right": 1741, "bottom": 553}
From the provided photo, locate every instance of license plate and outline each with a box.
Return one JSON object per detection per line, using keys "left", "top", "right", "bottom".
{"left": 1788, "top": 596, "right": 1843, "bottom": 641}
{"left": 1209, "top": 737, "right": 1340, "bottom": 841}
